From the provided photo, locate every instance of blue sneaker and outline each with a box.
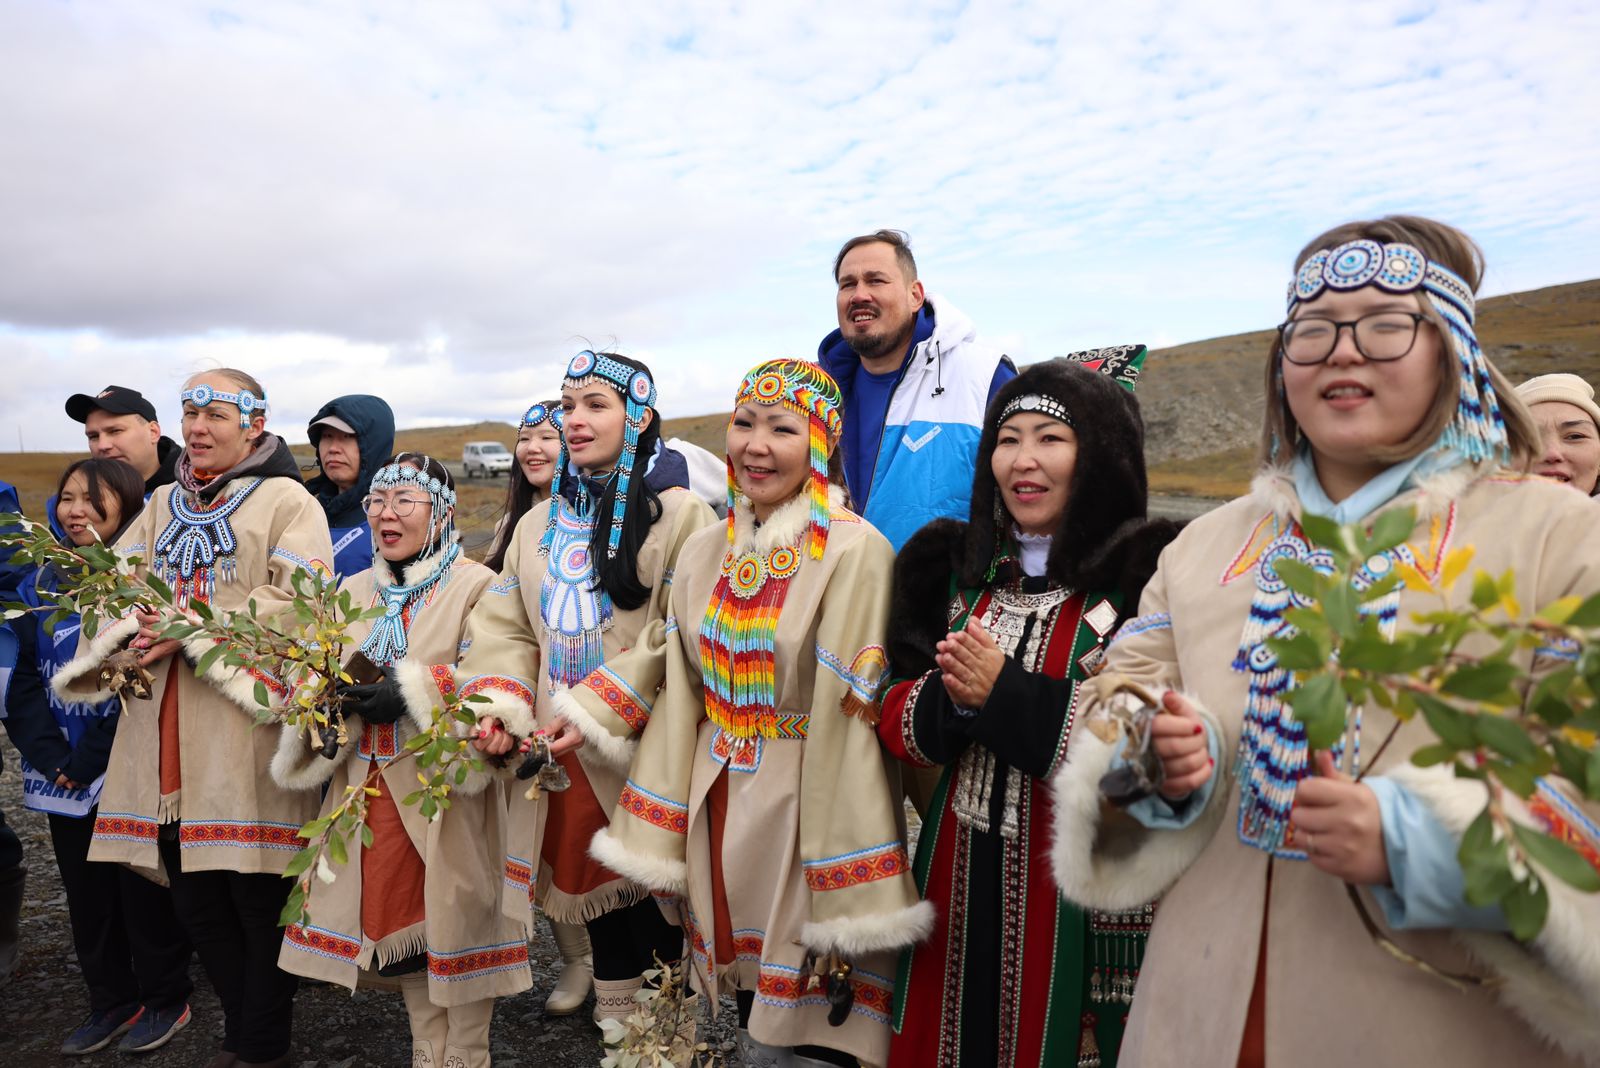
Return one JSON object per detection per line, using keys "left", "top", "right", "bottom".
{"left": 60, "top": 1005, "right": 141, "bottom": 1055}
{"left": 118, "top": 1002, "right": 192, "bottom": 1053}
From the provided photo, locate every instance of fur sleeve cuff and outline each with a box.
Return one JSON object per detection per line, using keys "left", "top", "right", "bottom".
{"left": 552, "top": 688, "right": 637, "bottom": 770}
{"left": 181, "top": 632, "right": 285, "bottom": 713}
{"left": 1385, "top": 764, "right": 1600, "bottom": 1061}
{"left": 800, "top": 900, "right": 936, "bottom": 957}
{"left": 269, "top": 723, "right": 350, "bottom": 791}
{"left": 50, "top": 616, "right": 140, "bottom": 703}
{"left": 392, "top": 659, "right": 447, "bottom": 737}
{"left": 453, "top": 672, "right": 537, "bottom": 739}
{"left": 590, "top": 828, "right": 687, "bottom": 895}
{"left": 1050, "top": 693, "right": 1227, "bottom": 912}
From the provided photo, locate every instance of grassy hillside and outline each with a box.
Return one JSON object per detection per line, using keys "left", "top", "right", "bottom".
{"left": 5, "top": 279, "right": 1597, "bottom": 534}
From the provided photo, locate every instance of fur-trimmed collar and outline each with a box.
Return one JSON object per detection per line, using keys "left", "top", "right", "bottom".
{"left": 1249, "top": 460, "right": 1492, "bottom": 525}
{"left": 726, "top": 485, "right": 847, "bottom": 555}
{"left": 369, "top": 532, "right": 462, "bottom": 589}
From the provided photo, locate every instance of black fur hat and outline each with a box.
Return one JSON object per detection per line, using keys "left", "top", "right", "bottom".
{"left": 887, "top": 356, "right": 1178, "bottom": 678}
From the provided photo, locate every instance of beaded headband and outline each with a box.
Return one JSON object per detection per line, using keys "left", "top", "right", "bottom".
{"left": 540, "top": 351, "right": 657, "bottom": 559}
{"left": 369, "top": 458, "right": 456, "bottom": 561}
{"left": 519, "top": 401, "right": 564, "bottom": 432}
{"left": 998, "top": 393, "right": 1074, "bottom": 428}
{"left": 1286, "top": 238, "right": 1507, "bottom": 464}
{"left": 181, "top": 383, "right": 267, "bottom": 428}
{"left": 727, "top": 360, "right": 844, "bottom": 559}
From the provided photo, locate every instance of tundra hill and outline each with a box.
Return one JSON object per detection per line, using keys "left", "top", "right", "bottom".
{"left": 2, "top": 279, "right": 1595, "bottom": 527}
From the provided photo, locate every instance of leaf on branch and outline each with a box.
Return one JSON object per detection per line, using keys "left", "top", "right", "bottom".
{"left": 1501, "top": 875, "right": 1550, "bottom": 942}
{"left": 1512, "top": 824, "right": 1600, "bottom": 893}
{"left": 1271, "top": 558, "right": 1325, "bottom": 601}
{"left": 1474, "top": 714, "right": 1541, "bottom": 766}
{"left": 1440, "top": 661, "right": 1521, "bottom": 704}
{"left": 1414, "top": 692, "right": 1478, "bottom": 750}
{"left": 284, "top": 848, "right": 319, "bottom": 879}
{"left": 1367, "top": 507, "right": 1416, "bottom": 554}
{"left": 1441, "top": 546, "right": 1476, "bottom": 591}
{"left": 1299, "top": 513, "right": 1346, "bottom": 554}
{"left": 1410, "top": 743, "right": 1457, "bottom": 767}
{"left": 1266, "top": 631, "right": 1326, "bottom": 672}
{"left": 327, "top": 832, "right": 348, "bottom": 866}
{"left": 1286, "top": 673, "right": 1348, "bottom": 750}
{"left": 278, "top": 883, "right": 308, "bottom": 929}
{"left": 1470, "top": 570, "right": 1500, "bottom": 611}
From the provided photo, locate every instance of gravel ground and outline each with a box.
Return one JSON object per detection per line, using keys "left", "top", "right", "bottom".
{"left": 0, "top": 754, "right": 746, "bottom": 1067}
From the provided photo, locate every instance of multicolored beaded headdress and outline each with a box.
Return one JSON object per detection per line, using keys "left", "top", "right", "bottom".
{"left": 519, "top": 401, "right": 563, "bottom": 432}
{"left": 540, "top": 351, "right": 657, "bottom": 559}
{"left": 180, "top": 382, "right": 267, "bottom": 429}
{"left": 728, "top": 360, "right": 843, "bottom": 560}
{"left": 1287, "top": 239, "right": 1509, "bottom": 464}
{"left": 368, "top": 457, "right": 457, "bottom": 561}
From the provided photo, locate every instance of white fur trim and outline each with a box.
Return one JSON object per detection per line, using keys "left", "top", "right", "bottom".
{"left": 269, "top": 722, "right": 353, "bottom": 791}
{"left": 551, "top": 688, "right": 637, "bottom": 770}
{"left": 180, "top": 632, "right": 276, "bottom": 713}
{"left": 50, "top": 615, "right": 141, "bottom": 703}
{"left": 1050, "top": 694, "right": 1228, "bottom": 912}
{"left": 392, "top": 659, "right": 446, "bottom": 737}
{"left": 799, "top": 900, "right": 936, "bottom": 957}
{"left": 589, "top": 828, "right": 687, "bottom": 895}
{"left": 728, "top": 485, "right": 848, "bottom": 555}
{"left": 1384, "top": 763, "right": 1600, "bottom": 1063}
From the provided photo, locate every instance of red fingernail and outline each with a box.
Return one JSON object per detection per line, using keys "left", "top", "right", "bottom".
{"left": 1208, "top": 758, "right": 1215, "bottom": 768}
{"left": 1192, "top": 724, "right": 1203, "bottom": 735}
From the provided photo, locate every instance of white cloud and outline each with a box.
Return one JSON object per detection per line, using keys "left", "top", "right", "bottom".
{"left": 0, "top": 0, "right": 1597, "bottom": 449}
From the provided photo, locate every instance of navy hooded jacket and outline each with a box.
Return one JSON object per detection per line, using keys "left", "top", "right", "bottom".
{"left": 306, "top": 395, "right": 395, "bottom": 578}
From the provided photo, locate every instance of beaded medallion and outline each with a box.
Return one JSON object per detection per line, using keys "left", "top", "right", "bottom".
{"left": 539, "top": 498, "right": 613, "bottom": 686}
{"left": 698, "top": 541, "right": 802, "bottom": 740}
{"left": 152, "top": 478, "right": 265, "bottom": 607}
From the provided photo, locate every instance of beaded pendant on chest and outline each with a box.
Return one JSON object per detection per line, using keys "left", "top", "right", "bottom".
{"left": 1230, "top": 519, "right": 1426, "bottom": 859}
{"left": 152, "top": 479, "right": 265, "bottom": 608}
{"left": 539, "top": 498, "right": 613, "bottom": 689}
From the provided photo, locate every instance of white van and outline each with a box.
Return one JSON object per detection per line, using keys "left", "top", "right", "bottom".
{"left": 462, "top": 441, "right": 514, "bottom": 478}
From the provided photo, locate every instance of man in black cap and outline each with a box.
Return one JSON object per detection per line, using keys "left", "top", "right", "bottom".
{"left": 64, "top": 386, "right": 180, "bottom": 496}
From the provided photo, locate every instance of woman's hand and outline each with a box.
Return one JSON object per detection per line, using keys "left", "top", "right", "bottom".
{"left": 1151, "top": 690, "right": 1214, "bottom": 801}
{"left": 1292, "top": 750, "right": 1390, "bottom": 885}
{"left": 936, "top": 619, "right": 1005, "bottom": 709}
{"left": 473, "top": 716, "right": 515, "bottom": 756}
{"left": 546, "top": 717, "right": 586, "bottom": 757}
{"left": 132, "top": 610, "right": 181, "bottom": 668}
{"left": 54, "top": 773, "right": 82, "bottom": 791}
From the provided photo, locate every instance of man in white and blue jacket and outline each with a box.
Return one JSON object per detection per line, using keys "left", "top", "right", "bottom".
{"left": 818, "top": 229, "right": 1015, "bottom": 550}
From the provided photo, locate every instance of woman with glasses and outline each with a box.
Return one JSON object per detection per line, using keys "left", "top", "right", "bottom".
{"left": 1050, "top": 217, "right": 1600, "bottom": 1067}
{"left": 54, "top": 369, "right": 334, "bottom": 1068}
{"left": 272, "top": 453, "right": 529, "bottom": 1068}
{"left": 391, "top": 353, "right": 717, "bottom": 1028}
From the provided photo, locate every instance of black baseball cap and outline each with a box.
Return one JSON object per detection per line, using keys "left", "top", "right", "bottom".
{"left": 65, "top": 385, "right": 159, "bottom": 424}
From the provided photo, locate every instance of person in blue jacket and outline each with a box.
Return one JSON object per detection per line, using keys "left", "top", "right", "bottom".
{"left": 818, "top": 229, "right": 1016, "bottom": 550}
{"left": 0, "top": 478, "right": 25, "bottom": 991}
{"left": 305, "top": 395, "right": 396, "bottom": 578}
{"left": 3, "top": 459, "right": 193, "bottom": 1054}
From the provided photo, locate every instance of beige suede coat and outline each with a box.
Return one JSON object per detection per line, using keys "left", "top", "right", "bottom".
{"left": 559, "top": 490, "right": 932, "bottom": 1065}
{"left": 1051, "top": 466, "right": 1600, "bottom": 1067}
{"left": 54, "top": 474, "right": 334, "bottom": 876}
{"left": 272, "top": 554, "right": 533, "bottom": 1007}
{"left": 403, "top": 487, "right": 716, "bottom": 926}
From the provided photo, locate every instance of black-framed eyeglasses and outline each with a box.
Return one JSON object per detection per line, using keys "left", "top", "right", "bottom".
{"left": 361, "top": 494, "right": 429, "bottom": 518}
{"left": 1278, "top": 312, "right": 1429, "bottom": 365}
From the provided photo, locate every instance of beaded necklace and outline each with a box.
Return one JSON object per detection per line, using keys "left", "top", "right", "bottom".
{"left": 539, "top": 496, "right": 613, "bottom": 686}
{"left": 152, "top": 478, "right": 265, "bottom": 607}
{"left": 359, "top": 540, "right": 460, "bottom": 666}
{"left": 698, "top": 539, "right": 802, "bottom": 740}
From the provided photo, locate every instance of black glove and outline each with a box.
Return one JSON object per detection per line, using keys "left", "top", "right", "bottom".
{"left": 335, "top": 671, "right": 407, "bottom": 726}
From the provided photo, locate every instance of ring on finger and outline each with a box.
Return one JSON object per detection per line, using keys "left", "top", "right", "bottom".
{"left": 1304, "top": 832, "right": 1316, "bottom": 854}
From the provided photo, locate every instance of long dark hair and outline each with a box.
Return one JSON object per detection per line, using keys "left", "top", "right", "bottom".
{"left": 55, "top": 458, "right": 145, "bottom": 544}
{"left": 573, "top": 354, "right": 664, "bottom": 612}
{"left": 485, "top": 401, "right": 560, "bottom": 573}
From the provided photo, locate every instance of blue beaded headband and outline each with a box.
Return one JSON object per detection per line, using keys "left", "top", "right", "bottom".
{"left": 540, "top": 351, "right": 657, "bottom": 559}
{"left": 370, "top": 458, "right": 456, "bottom": 560}
{"left": 520, "top": 402, "right": 563, "bottom": 431}
{"left": 180, "top": 383, "right": 268, "bottom": 428}
{"left": 1285, "top": 239, "right": 1507, "bottom": 465}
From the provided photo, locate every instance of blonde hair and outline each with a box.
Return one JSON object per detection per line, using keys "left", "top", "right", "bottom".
{"left": 1259, "top": 215, "right": 1537, "bottom": 468}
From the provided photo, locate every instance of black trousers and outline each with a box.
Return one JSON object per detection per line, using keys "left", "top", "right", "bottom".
{"left": 587, "top": 895, "right": 686, "bottom": 981}
{"left": 48, "top": 810, "right": 193, "bottom": 1015}
{"left": 0, "top": 805, "right": 19, "bottom": 870}
{"left": 158, "top": 832, "right": 297, "bottom": 1062}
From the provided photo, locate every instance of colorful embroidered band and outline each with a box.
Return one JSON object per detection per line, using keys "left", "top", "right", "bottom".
{"left": 541, "top": 351, "right": 657, "bottom": 560}
{"left": 519, "top": 402, "right": 563, "bottom": 432}
{"left": 998, "top": 393, "right": 1073, "bottom": 427}
{"left": 181, "top": 383, "right": 267, "bottom": 428}
{"left": 1286, "top": 239, "right": 1508, "bottom": 464}
{"left": 727, "top": 360, "right": 843, "bottom": 560}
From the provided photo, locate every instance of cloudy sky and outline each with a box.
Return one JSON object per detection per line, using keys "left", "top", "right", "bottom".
{"left": 2, "top": 0, "right": 1597, "bottom": 450}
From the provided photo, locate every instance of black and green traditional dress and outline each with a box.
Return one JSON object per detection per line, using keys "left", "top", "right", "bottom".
{"left": 875, "top": 351, "right": 1177, "bottom": 1068}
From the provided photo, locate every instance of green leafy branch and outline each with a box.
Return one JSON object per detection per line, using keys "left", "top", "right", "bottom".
{"left": 1267, "top": 507, "right": 1600, "bottom": 940}
{"left": 0, "top": 514, "right": 490, "bottom": 930}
